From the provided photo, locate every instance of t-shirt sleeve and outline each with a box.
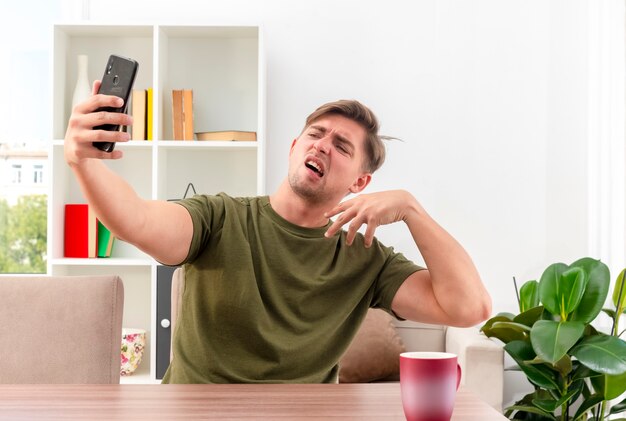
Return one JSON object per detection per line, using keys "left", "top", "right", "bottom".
{"left": 174, "top": 194, "right": 225, "bottom": 265}
{"left": 370, "top": 246, "right": 425, "bottom": 314}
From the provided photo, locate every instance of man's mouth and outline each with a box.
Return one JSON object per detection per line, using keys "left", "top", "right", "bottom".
{"left": 305, "top": 160, "right": 325, "bottom": 177}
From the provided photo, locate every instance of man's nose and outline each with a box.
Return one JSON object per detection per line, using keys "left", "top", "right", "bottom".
{"left": 312, "top": 136, "right": 331, "bottom": 154}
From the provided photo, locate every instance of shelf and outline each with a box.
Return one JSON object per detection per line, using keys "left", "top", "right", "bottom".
{"left": 156, "top": 140, "right": 258, "bottom": 150}
{"left": 50, "top": 22, "right": 264, "bottom": 384}
{"left": 50, "top": 258, "right": 153, "bottom": 267}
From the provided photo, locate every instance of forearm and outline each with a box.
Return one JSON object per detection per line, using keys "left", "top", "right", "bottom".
{"left": 404, "top": 201, "right": 492, "bottom": 323}
{"left": 69, "top": 159, "right": 148, "bottom": 244}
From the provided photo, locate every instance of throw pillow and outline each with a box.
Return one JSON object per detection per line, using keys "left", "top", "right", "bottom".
{"left": 338, "top": 308, "right": 406, "bottom": 383}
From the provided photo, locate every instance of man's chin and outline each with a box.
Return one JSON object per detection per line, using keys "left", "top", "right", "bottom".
{"left": 289, "top": 180, "right": 329, "bottom": 204}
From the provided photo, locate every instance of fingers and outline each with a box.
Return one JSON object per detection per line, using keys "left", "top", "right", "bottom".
{"left": 92, "top": 80, "right": 101, "bottom": 95}
{"left": 324, "top": 204, "right": 355, "bottom": 238}
{"left": 73, "top": 93, "right": 125, "bottom": 115}
{"left": 84, "top": 110, "right": 133, "bottom": 129}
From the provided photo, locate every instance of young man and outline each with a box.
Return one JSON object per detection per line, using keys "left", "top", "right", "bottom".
{"left": 65, "top": 82, "right": 492, "bottom": 383}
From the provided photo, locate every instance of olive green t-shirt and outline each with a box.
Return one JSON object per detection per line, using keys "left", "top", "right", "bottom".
{"left": 162, "top": 193, "right": 422, "bottom": 384}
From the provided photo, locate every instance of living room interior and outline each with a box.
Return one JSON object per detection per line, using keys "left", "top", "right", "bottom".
{"left": 1, "top": 1, "right": 625, "bottom": 419}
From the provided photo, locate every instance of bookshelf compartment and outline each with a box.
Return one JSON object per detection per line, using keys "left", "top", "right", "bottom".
{"left": 156, "top": 147, "right": 257, "bottom": 200}
{"left": 52, "top": 25, "right": 154, "bottom": 139}
{"left": 158, "top": 26, "right": 259, "bottom": 141}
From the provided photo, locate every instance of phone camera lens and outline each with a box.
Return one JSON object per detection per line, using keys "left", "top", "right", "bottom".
{"left": 107, "top": 65, "right": 113, "bottom": 75}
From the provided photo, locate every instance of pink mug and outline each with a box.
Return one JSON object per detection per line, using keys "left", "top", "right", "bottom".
{"left": 400, "top": 352, "right": 462, "bottom": 421}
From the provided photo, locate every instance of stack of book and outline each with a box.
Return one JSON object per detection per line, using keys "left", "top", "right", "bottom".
{"left": 195, "top": 130, "right": 257, "bottom": 141}
{"left": 64, "top": 204, "right": 115, "bottom": 258}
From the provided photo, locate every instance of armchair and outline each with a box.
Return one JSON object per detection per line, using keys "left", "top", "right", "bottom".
{"left": 0, "top": 275, "right": 124, "bottom": 384}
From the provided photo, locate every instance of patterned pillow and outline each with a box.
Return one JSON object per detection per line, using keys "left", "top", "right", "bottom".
{"left": 339, "top": 308, "right": 406, "bottom": 383}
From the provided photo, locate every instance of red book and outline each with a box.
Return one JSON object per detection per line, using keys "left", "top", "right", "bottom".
{"left": 64, "top": 204, "right": 98, "bottom": 258}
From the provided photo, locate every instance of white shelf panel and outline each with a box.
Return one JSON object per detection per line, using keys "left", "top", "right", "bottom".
{"left": 51, "top": 258, "right": 154, "bottom": 267}
{"left": 156, "top": 140, "right": 258, "bottom": 151}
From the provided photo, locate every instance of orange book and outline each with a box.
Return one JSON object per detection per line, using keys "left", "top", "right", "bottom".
{"left": 64, "top": 204, "right": 98, "bottom": 258}
{"left": 171, "top": 90, "right": 184, "bottom": 140}
{"left": 182, "top": 89, "right": 194, "bottom": 140}
{"left": 131, "top": 89, "right": 147, "bottom": 140}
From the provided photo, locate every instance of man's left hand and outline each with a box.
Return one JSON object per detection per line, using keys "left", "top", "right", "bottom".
{"left": 324, "top": 190, "right": 419, "bottom": 247}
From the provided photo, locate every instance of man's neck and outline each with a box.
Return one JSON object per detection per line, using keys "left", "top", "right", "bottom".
{"left": 269, "top": 180, "right": 334, "bottom": 228}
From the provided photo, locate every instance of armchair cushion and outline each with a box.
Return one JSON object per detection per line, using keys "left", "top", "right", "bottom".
{"left": 338, "top": 308, "right": 406, "bottom": 383}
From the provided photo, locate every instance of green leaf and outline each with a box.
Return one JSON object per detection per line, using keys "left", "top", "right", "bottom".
{"left": 571, "top": 362, "right": 601, "bottom": 381}
{"left": 495, "top": 312, "right": 516, "bottom": 320}
{"left": 492, "top": 321, "right": 532, "bottom": 333}
{"left": 481, "top": 315, "right": 513, "bottom": 332}
{"left": 505, "top": 340, "right": 560, "bottom": 390}
{"left": 539, "top": 263, "right": 569, "bottom": 316}
{"left": 559, "top": 267, "right": 586, "bottom": 317}
{"left": 603, "top": 309, "right": 617, "bottom": 319}
{"left": 530, "top": 320, "right": 585, "bottom": 364}
{"left": 482, "top": 316, "right": 528, "bottom": 344}
{"left": 613, "top": 268, "right": 626, "bottom": 312}
{"left": 569, "top": 258, "right": 610, "bottom": 323}
{"left": 590, "top": 371, "right": 626, "bottom": 400}
{"left": 520, "top": 280, "right": 540, "bottom": 313}
{"left": 553, "top": 354, "right": 573, "bottom": 376}
{"left": 532, "top": 398, "right": 559, "bottom": 413}
{"left": 533, "top": 388, "right": 578, "bottom": 413}
{"left": 514, "top": 306, "right": 546, "bottom": 327}
{"left": 609, "top": 396, "right": 626, "bottom": 414}
{"left": 573, "top": 393, "right": 604, "bottom": 421}
{"left": 571, "top": 335, "right": 626, "bottom": 375}
{"left": 506, "top": 405, "right": 556, "bottom": 420}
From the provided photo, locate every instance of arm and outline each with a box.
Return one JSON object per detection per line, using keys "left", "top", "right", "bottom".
{"left": 324, "top": 190, "right": 491, "bottom": 327}
{"left": 64, "top": 82, "right": 192, "bottom": 265}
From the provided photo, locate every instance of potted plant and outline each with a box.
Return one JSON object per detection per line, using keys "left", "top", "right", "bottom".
{"left": 481, "top": 257, "right": 626, "bottom": 420}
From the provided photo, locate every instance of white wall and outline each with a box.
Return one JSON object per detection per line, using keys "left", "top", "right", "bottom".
{"left": 85, "top": 0, "right": 594, "bottom": 315}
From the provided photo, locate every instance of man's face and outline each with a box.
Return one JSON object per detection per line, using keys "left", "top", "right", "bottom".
{"left": 287, "top": 114, "right": 371, "bottom": 204}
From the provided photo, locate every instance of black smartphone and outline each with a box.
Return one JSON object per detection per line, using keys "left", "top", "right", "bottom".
{"left": 92, "top": 54, "right": 139, "bottom": 152}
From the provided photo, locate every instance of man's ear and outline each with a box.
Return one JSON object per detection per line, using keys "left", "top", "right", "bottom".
{"left": 289, "top": 138, "right": 298, "bottom": 156}
{"left": 349, "top": 173, "right": 372, "bottom": 194}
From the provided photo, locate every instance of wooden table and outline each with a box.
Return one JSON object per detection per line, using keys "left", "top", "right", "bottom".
{"left": 0, "top": 383, "right": 507, "bottom": 420}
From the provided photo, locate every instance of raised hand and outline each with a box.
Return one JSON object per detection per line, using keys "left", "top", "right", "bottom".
{"left": 64, "top": 80, "right": 133, "bottom": 166}
{"left": 324, "top": 190, "right": 420, "bottom": 247}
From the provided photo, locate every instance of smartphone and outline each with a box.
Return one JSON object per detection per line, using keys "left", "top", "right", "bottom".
{"left": 92, "top": 54, "right": 139, "bottom": 152}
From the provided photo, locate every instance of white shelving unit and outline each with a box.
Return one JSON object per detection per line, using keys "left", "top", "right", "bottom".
{"left": 48, "top": 23, "right": 265, "bottom": 384}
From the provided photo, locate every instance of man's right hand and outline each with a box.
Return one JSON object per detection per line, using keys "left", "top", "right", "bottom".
{"left": 64, "top": 80, "right": 133, "bottom": 166}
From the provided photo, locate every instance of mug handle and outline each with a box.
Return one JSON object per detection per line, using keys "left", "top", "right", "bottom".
{"left": 456, "top": 364, "right": 462, "bottom": 390}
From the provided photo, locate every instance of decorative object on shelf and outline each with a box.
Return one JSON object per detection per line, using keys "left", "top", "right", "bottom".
{"left": 167, "top": 183, "right": 197, "bottom": 202}
{"left": 196, "top": 130, "right": 256, "bottom": 142}
{"left": 71, "top": 54, "right": 91, "bottom": 109}
{"left": 121, "top": 328, "right": 146, "bottom": 376}
{"left": 481, "top": 257, "right": 626, "bottom": 421}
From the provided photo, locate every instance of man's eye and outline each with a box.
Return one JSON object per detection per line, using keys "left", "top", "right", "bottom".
{"left": 336, "top": 144, "right": 348, "bottom": 154}
{"left": 309, "top": 132, "right": 320, "bottom": 138}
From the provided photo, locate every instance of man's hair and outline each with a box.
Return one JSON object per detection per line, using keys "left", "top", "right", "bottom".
{"left": 303, "top": 99, "right": 386, "bottom": 173}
